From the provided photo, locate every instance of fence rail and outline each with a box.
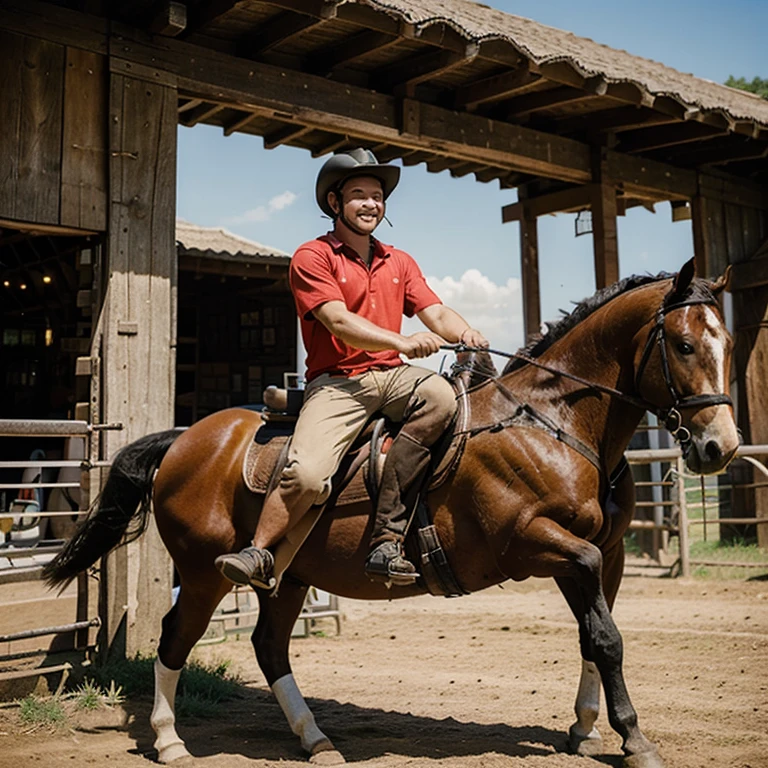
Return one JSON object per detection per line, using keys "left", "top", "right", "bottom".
{"left": 625, "top": 443, "right": 768, "bottom": 577}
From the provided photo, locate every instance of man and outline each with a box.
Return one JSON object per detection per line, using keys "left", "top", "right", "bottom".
{"left": 216, "top": 148, "right": 488, "bottom": 588}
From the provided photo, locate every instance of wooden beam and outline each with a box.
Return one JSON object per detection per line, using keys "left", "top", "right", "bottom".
{"left": 425, "top": 156, "right": 458, "bottom": 173}
{"left": 504, "top": 82, "right": 605, "bottom": 119}
{"left": 112, "top": 30, "right": 697, "bottom": 198}
{"left": 591, "top": 181, "right": 619, "bottom": 289}
{"left": 400, "top": 151, "right": 432, "bottom": 167}
{"left": 474, "top": 167, "right": 503, "bottom": 183}
{"left": 178, "top": 97, "right": 203, "bottom": 113}
{"left": 263, "top": 123, "right": 312, "bottom": 149}
{"left": 311, "top": 135, "right": 350, "bottom": 157}
{"left": 550, "top": 106, "right": 679, "bottom": 135}
{"left": 518, "top": 188, "right": 541, "bottom": 342}
{"left": 619, "top": 122, "right": 728, "bottom": 154}
{"left": 671, "top": 138, "right": 768, "bottom": 167}
{"left": 449, "top": 161, "right": 483, "bottom": 178}
{"left": 374, "top": 45, "right": 478, "bottom": 93}
{"left": 223, "top": 109, "right": 257, "bottom": 136}
{"left": 453, "top": 66, "right": 541, "bottom": 110}
{"left": 502, "top": 185, "right": 594, "bottom": 222}
{"left": 184, "top": 0, "right": 241, "bottom": 36}
{"left": 179, "top": 102, "right": 224, "bottom": 127}
{"left": 149, "top": 1, "right": 187, "bottom": 37}
{"left": 238, "top": 10, "right": 331, "bottom": 57}
{"left": 303, "top": 29, "right": 400, "bottom": 76}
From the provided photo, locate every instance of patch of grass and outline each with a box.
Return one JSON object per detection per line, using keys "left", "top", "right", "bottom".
{"left": 18, "top": 695, "right": 67, "bottom": 728}
{"left": 72, "top": 679, "right": 104, "bottom": 711}
{"left": 81, "top": 654, "right": 242, "bottom": 720}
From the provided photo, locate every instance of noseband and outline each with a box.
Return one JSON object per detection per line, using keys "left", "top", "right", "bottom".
{"left": 633, "top": 298, "right": 733, "bottom": 448}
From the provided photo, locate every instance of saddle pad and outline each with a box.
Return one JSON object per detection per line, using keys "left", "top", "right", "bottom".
{"left": 243, "top": 424, "right": 371, "bottom": 506}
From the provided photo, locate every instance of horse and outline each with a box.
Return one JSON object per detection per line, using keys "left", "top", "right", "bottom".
{"left": 44, "top": 260, "right": 738, "bottom": 768}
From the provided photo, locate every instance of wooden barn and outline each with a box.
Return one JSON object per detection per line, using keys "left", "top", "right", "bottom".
{"left": 1, "top": 0, "right": 767, "bottom": 664}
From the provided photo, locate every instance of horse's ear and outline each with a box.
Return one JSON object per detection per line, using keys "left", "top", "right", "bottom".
{"left": 710, "top": 264, "right": 732, "bottom": 296}
{"left": 671, "top": 257, "right": 696, "bottom": 299}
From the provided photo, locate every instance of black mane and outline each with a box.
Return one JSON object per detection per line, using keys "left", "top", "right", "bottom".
{"left": 503, "top": 270, "right": 716, "bottom": 374}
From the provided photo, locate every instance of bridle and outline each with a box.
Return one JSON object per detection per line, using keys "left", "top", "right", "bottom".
{"left": 632, "top": 297, "right": 732, "bottom": 447}
{"left": 446, "top": 293, "right": 732, "bottom": 455}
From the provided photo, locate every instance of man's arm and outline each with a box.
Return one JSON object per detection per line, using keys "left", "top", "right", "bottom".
{"left": 417, "top": 304, "right": 489, "bottom": 347}
{"left": 314, "top": 300, "right": 445, "bottom": 358}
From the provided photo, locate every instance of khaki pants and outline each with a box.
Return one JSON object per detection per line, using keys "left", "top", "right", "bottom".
{"left": 278, "top": 365, "right": 456, "bottom": 510}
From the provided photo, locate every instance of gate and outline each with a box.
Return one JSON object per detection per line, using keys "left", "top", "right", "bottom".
{"left": 0, "top": 419, "right": 118, "bottom": 697}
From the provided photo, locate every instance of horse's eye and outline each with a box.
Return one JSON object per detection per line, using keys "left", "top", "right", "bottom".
{"left": 677, "top": 341, "right": 695, "bottom": 355}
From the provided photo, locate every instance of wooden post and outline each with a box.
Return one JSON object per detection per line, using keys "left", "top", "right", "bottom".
{"left": 100, "top": 67, "right": 178, "bottom": 658}
{"left": 691, "top": 194, "right": 712, "bottom": 277}
{"left": 518, "top": 187, "right": 541, "bottom": 342}
{"left": 591, "top": 180, "right": 619, "bottom": 290}
{"left": 677, "top": 455, "right": 690, "bottom": 578}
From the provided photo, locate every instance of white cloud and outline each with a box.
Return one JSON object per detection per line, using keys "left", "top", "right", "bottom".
{"left": 225, "top": 191, "right": 298, "bottom": 224}
{"left": 401, "top": 269, "right": 525, "bottom": 372}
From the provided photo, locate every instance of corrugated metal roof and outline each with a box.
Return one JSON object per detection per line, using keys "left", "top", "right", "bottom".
{"left": 175, "top": 219, "right": 290, "bottom": 263}
{"left": 351, "top": 0, "right": 768, "bottom": 128}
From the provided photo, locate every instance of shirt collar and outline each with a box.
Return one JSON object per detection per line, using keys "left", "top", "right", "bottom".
{"left": 322, "top": 232, "right": 392, "bottom": 260}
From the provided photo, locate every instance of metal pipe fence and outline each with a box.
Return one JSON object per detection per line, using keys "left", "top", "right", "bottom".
{"left": 625, "top": 444, "right": 768, "bottom": 577}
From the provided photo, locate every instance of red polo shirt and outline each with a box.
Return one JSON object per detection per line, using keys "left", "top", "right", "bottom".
{"left": 290, "top": 233, "right": 441, "bottom": 381}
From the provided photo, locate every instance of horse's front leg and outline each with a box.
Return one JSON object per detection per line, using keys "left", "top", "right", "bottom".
{"left": 253, "top": 576, "right": 345, "bottom": 765}
{"left": 517, "top": 517, "right": 662, "bottom": 768}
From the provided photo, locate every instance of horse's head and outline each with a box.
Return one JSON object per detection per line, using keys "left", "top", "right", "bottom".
{"left": 634, "top": 258, "right": 739, "bottom": 475}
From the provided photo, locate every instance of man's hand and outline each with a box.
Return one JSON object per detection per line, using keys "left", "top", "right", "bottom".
{"left": 460, "top": 328, "right": 490, "bottom": 348}
{"left": 398, "top": 331, "right": 446, "bottom": 359}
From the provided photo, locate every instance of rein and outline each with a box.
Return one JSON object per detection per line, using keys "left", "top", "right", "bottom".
{"left": 441, "top": 295, "right": 733, "bottom": 457}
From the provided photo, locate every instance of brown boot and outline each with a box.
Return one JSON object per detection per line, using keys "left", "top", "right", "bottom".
{"left": 365, "top": 432, "right": 431, "bottom": 585}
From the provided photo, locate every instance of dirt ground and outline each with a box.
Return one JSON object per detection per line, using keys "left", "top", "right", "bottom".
{"left": 1, "top": 575, "right": 766, "bottom": 768}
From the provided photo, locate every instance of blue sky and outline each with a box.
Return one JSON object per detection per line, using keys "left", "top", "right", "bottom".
{"left": 177, "top": 0, "right": 767, "bottom": 362}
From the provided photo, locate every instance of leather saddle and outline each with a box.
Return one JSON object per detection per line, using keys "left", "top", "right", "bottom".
{"left": 241, "top": 352, "right": 496, "bottom": 596}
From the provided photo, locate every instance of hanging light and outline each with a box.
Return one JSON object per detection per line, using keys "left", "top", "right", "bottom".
{"left": 2, "top": 280, "right": 9, "bottom": 288}
{"left": 575, "top": 209, "right": 593, "bottom": 237}
{"left": 42, "top": 275, "right": 52, "bottom": 284}
{"left": 19, "top": 283, "right": 27, "bottom": 290}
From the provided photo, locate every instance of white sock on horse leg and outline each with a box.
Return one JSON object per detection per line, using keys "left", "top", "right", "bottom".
{"left": 151, "top": 657, "right": 191, "bottom": 763}
{"left": 573, "top": 659, "right": 602, "bottom": 738}
{"left": 272, "top": 673, "right": 331, "bottom": 753}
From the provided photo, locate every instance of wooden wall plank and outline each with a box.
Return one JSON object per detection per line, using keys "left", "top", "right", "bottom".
{"left": 102, "top": 71, "right": 177, "bottom": 656}
{"left": 706, "top": 198, "right": 729, "bottom": 277}
{"left": 0, "top": 0, "right": 108, "bottom": 54}
{"left": 61, "top": 47, "right": 108, "bottom": 231}
{"left": 0, "top": 30, "right": 24, "bottom": 220}
{"left": 16, "top": 35, "right": 65, "bottom": 224}
{"left": 724, "top": 203, "right": 746, "bottom": 265}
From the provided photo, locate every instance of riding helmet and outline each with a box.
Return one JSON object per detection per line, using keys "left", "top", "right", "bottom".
{"left": 315, "top": 148, "right": 400, "bottom": 218}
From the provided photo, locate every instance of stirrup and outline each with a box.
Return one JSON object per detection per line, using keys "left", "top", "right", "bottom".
{"left": 215, "top": 546, "right": 276, "bottom": 589}
{"left": 365, "top": 540, "right": 419, "bottom": 586}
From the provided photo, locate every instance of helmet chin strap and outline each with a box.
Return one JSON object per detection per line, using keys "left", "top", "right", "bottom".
{"left": 332, "top": 189, "right": 385, "bottom": 237}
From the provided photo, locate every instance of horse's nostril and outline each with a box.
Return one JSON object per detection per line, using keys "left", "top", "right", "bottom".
{"left": 705, "top": 440, "right": 722, "bottom": 461}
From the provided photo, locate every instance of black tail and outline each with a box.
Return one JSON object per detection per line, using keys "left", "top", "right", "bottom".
{"left": 42, "top": 429, "right": 183, "bottom": 590}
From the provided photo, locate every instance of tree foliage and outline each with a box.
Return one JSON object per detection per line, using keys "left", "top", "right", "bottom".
{"left": 725, "top": 75, "right": 768, "bottom": 100}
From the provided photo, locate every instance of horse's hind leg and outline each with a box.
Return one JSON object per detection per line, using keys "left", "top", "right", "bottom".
{"left": 253, "top": 576, "right": 345, "bottom": 765}
{"left": 554, "top": 541, "right": 662, "bottom": 768}
{"left": 560, "top": 536, "right": 626, "bottom": 757}
{"left": 152, "top": 574, "right": 231, "bottom": 763}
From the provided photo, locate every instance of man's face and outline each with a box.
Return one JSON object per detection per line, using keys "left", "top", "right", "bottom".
{"left": 330, "top": 176, "right": 385, "bottom": 234}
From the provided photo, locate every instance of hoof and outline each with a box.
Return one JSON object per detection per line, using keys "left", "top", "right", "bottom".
{"left": 309, "top": 749, "right": 346, "bottom": 765}
{"left": 568, "top": 725, "right": 603, "bottom": 757}
{"left": 156, "top": 742, "right": 191, "bottom": 763}
{"left": 622, "top": 749, "right": 664, "bottom": 768}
